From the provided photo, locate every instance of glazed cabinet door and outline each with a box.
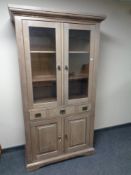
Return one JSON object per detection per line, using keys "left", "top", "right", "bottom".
{"left": 63, "top": 23, "right": 95, "bottom": 105}
{"left": 31, "top": 117, "right": 62, "bottom": 161}
{"left": 22, "top": 20, "right": 62, "bottom": 108}
{"left": 64, "top": 113, "right": 90, "bottom": 153}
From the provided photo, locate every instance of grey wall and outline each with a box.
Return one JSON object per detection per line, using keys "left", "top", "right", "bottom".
{"left": 0, "top": 0, "right": 131, "bottom": 148}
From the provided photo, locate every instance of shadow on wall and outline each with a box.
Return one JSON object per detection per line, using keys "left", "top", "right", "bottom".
{"left": 1, "top": 18, "right": 16, "bottom": 39}
{"left": 95, "top": 31, "right": 131, "bottom": 128}
{"left": 95, "top": 78, "right": 131, "bottom": 128}
{"left": 100, "top": 31, "right": 122, "bottom": 51}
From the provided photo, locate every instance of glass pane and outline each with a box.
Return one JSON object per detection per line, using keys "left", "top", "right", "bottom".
{"left": 29, "top": 27, "right": 57, "bottom": 103}
{"left": 29, "top": 27, "right": 55, "bottom": 51}
{"left": 69, "top": 29, "right": 90, "bottom": 100}
{"left": 69, "top": 30, "right": 90, "bottom": 51}
{"left": 33, "top": 81, "right": 56, "bottom": 103}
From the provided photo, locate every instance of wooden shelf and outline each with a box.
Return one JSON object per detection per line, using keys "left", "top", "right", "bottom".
{"left": 30, "top": 51, "right": 56, "bottom": 54}
{"left": 69, "top": 94, "right": 87, "bottom": 99}
{"left": 32, "top": 74, "right": 88, "bottom": 82}
{"left": 34, "top": 97, "right": 56, "bottom": 103}
{"left": 69, "top": 74, "right": 88, "bottom": 80}
{"left": 69, "top": 51, "right": 89, "bottom": 54}
{"left": 32, "top": 75, "right": 56, "bottom": 82}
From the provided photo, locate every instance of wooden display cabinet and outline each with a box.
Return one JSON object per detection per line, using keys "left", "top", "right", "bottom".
{"left": 8, "top": 4, "right": 105, "bottom": 170}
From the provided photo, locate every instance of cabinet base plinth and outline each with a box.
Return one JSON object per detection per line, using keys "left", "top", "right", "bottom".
{"left": 27, "top": 147, "right": 95, "bottom": 171}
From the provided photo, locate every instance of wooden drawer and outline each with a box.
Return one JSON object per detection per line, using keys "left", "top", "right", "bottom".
{"left": 66, "top": 106, "right": 75, "bottom": 115}
{"left": 30, "top": 110, "right": 47, "bottom": 120}
{"left": 48, "top": 108, "right": 59, "bottom": 117}
{"left": 48, "top": 106, "right": 75, "bottom": 117}
{"left": 77, "top": 104, "right": 90, "bottom": 113}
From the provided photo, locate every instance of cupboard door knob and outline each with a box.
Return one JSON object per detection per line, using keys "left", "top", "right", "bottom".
{"left": 58, "top": 136, "right": 62, "bottom": 142}
{"left": 57, "top": 65, "right": 61, "bottom": 71}
{"left": 65, "top": 65, "right": 68, "bottom": 71}
{"left": 60, "top": 109, "right": 66, "bottom": 115}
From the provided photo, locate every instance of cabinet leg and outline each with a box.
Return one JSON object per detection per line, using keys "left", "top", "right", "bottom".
{"left": 84, "top": 148, "right": 95, "bottom": 156}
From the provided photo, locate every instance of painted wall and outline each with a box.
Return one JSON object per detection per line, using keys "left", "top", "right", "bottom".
{"left": 0, "top": 0, "right": 131, "bottom": 148}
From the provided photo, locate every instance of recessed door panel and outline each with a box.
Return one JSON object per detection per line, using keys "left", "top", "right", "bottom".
{"left": 31, "top": 117, "right": 62, "bottom": 160}
{"left": 38, "top": 124, "right": 57, "bottom": 153}
{"left": 70, "top": 119, "right": 86, "bottom": 147}
{"left": 64, "top": 113, "right": 90, "bottom": 153}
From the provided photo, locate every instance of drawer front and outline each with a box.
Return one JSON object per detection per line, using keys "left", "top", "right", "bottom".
{"left": 30, "top": 110, "right": 46, "bottom": 120}
{"left": 29, "top": 104, "right": 89, "bottom": 120}
{"left": 66, "top": 106, "right": 75, "bottom": 115}
{"left": 48, "top": 106, "right": 75, "bottom": 117}
{"left": 48, "top": 108, "right": 60, "bottom": 117}
{"left": 77, "top": 104, "right": 90, "bottom": 113}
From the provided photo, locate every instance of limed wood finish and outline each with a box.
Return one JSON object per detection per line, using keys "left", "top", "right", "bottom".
{"left": 8, "top": 4, "right": 105, "bottom": 171}
{"left": 31, "top": 117, "right": 62, "bottom": 160}
{"left": 8, "top": 4, "right": 106, "bottom": 23}
{"left": 64, "top": 113, "right": 90, "bottom": 153}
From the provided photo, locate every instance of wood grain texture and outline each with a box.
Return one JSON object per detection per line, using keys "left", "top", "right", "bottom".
{"left": 64, "top": 113, "right": 90, "bottom": 153}
{"left": 22, "top": 20, "right": 62, "bottom": 108}
{"left": 27, "top": 147, "right": 95, "bottom": 171}
{"left": 9, "top": 5, "right": 105, "bottom": 170}
{"left": 14, "top": 16, "right": 33, "bottom": 163}
{"left": 63, "top": 23, "right": 95, "bottom": 106}
{"left": 8, "top": 4, "right": 106, "bottom": 23}
{"left": 89, "top": 24, "right": 100, "bottom": 147}
{"left": 30, "top": 117, "right": 62, "bottom": 160}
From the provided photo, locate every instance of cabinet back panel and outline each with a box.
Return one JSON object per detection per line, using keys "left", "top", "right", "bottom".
{"left": 29, "top": 27, "right": 56, "bottom": 51}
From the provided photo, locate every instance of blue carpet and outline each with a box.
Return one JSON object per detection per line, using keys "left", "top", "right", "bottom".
{"left": 0, "top": 124, "right": 131, "bottom": 175}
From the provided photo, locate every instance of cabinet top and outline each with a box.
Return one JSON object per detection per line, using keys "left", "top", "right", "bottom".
{"left": 8, "top": 4, "right": 106, "bottom": 23}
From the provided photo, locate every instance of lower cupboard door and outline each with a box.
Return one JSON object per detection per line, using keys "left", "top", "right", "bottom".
{"left": 31, "top": 117, "right": 62, "bottom": 161}
{"left": 64, "top": 113, "right": 90, "bottom": 153}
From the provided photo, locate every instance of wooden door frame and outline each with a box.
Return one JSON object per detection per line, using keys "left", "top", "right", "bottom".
{"left": 22, "top": 20, "right": 62, "bottom": 109}
{"left": 63, "top": 23, "right": 96, "bottom": 106}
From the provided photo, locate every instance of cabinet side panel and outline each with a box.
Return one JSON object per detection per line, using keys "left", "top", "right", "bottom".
{"left": 89, "top": 23, "right": 100, "bottom": 147}
{"left": 14, "top": 16, "right": 32, "bottom": 163}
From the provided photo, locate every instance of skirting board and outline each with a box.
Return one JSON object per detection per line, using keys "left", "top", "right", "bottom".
{"left": 2, "top": 122, "right": 131, "bottom": 153}
{"left": 95, "top": 122, "right": 131, "bottom": 132}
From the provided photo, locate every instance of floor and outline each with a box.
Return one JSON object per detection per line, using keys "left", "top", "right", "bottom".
{"left": 0, "top": 124, "right": 131, "bottom": 175}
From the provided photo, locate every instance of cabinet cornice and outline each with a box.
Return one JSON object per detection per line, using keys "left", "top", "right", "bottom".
{"left": 8, "top": 4, "right": 106, "bottom": 23}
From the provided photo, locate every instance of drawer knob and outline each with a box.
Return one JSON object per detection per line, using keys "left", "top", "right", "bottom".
{"left": 82, "top": 106, "right": 88, "bottom": 111}
{"left": 65, "top": 65, "right": 68, "bottom": 71}
{"left": 35, "top": 113, "right": 41, "bottom": 118}
{"left": 60, "top": 109, "right": 66, "bottom": 114}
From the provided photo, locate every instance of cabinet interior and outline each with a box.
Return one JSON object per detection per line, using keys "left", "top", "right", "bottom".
{"left": 29, "top": 27, "right": 56, "bottom": 51}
